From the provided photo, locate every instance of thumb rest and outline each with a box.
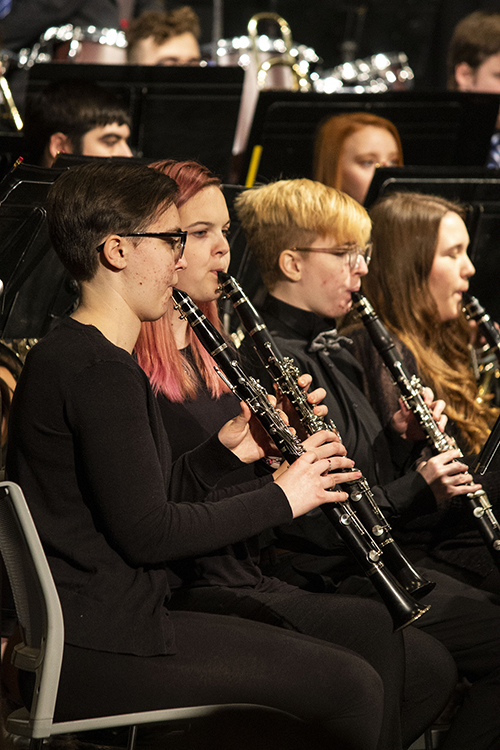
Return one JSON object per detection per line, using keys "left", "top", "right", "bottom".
{"left": 172, "top": 286, "right": 431, "bottom": 630}
{"left": 218, "top": 271, "right": 434, "bottom": 601}
{"left": 352, "top": 291, "right": 500, "bottom": 567}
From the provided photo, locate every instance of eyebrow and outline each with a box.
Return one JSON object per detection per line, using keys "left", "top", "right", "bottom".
{"left": 185, "top": 220, "right": 230, "bottom": 229}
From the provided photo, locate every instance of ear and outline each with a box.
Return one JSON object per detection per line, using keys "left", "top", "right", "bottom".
{"left": 100, "top": 235, "right": 130, "bottom": 271}
{"left": 454, "top": 62, "right": 475, "bottom": 91}
{"left": 278, "top": 249, "right": 303, "bottom": 282}
{"left": 47, "top": 132, "right": 73, "bottom": 164}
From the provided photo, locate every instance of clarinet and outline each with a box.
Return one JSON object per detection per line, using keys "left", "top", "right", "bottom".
{"left": 172, "top": 287, "right": 430, "bottom": 630}
{"left": 463, "top": 293, "right": 500, "bottom": 356}
{"left": 352, "top": 291, "right": 500, "bottom": 567}
{"left": 218, "top": 271, "right": 434, "bottom": 599}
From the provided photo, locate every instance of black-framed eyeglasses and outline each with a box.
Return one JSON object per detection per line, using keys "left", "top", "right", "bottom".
{"left": 96, "top": 231, "right": 187, "bottom": 261}
{"left": 292, "top": 242, "right": 372, "bottom": 269}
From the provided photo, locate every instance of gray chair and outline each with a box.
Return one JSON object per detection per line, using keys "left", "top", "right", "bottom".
{"left": 0, "top": 481, "right": 295, "bottom": 750}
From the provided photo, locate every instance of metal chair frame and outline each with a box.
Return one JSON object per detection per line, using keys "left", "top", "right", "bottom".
{"left": 0, "top": 481, "right": 290, "bottom": 750}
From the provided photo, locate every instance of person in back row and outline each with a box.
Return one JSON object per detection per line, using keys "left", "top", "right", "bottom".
{"left": 447, "top": 10, "right": 500, "bottom": 167}
{"left": 126, "top": 7, "right": 202, "bottom": 66}
{"left": 23, "top": 80, "right": 133, "bottom": 167}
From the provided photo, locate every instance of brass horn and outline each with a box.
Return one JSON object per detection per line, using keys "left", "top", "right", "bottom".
{"left": 247, "top": 13, "right": 311, "bottom": 92}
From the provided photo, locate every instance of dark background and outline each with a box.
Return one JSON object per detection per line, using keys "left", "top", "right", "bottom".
{"left": 189, "top": 0, "right": 500, "bottom": 89}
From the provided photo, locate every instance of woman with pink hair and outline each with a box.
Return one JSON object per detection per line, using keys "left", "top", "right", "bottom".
{"left": 134, "top": 159, "right": 456, "bottom": 750}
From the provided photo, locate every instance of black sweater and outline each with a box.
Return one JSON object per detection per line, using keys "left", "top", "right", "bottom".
{"left": 6, "top": 318, "right": 292, "bottom": 656}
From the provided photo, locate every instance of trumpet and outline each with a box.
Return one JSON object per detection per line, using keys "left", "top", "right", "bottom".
{"left": 352, "top": 291, "right": 500, "bottom": 568}
{"left": 173, "top": 287, "right": 431, "bottom": 631}
{"left": 218, "top": 271, "right": 434, "bottom": 599}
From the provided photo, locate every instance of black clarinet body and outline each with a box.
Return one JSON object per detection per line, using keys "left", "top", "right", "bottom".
{"left": 352, "top": 291, "right": 500, "bottom": 568}
{"left": 463, "top": 293, "right": 500, "bottom": 356}
{"left": 218, "top": 271, "right": 434, "bottom": 599}
{"left": 172, "top": 287, "right": 431, "bottom": 630}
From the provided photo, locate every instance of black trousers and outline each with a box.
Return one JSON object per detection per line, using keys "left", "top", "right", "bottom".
{"left": 169, "top": 587, "right": 455, "bottom": 750}
{"left": 259, "top": 551, "right": 500, "bottom": 750}
{"left": 47, "top": 608, "right": 389, "bottom": 750}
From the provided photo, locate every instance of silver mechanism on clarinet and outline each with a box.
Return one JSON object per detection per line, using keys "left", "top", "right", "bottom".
{"left": 352, "top": 291, "right": 500, "bottom": 565}
{"left": 218, "top": 272, "right": 434, "bottom": 600}
{"left": 462, "top": 292, "right": 500, "bottom": 404}
{"left": 172, "top": 286, "right": 431, "bottom": 630}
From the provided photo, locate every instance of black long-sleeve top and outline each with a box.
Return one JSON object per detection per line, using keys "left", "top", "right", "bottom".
{"left": 251, "top": 294, "right": 436, "bottom": 556}
{"left": 157, "top": 346, "right": 289, "bottom": 592}
{"left": 6, "top": 318, "right": 292, "bottom": 656}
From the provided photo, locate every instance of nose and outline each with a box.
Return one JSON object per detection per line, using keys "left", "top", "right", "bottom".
{"left": 176, "top": 254, "right": 188, "bottom": 271}
{"left": 118, "top": 141, "right": 133, "bottom": 157}
{"left": 214, "top": 232, "right": 230, "bottom": 257}
{"left": 353, "top": 254, "right": 369, "bottom": 277}
{"left": 462, "top": 253, "right": 475, "bottom": 279}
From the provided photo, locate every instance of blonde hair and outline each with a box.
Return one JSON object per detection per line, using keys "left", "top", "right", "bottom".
{"left": 365, "top": 191, "right": 496, "bottom": 453}
{"left": 235, "top": 178, "right": 371, "bottom": 289}
{"left": 313, "top": 112, "right": 403, "bottom": 190}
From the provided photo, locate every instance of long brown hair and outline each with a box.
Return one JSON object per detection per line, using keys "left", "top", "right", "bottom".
{"left": 313, "top": 112, "right": 403, "bottom": 190}
{"left": 364, "top": 191, "right": 495, "bottom": 453}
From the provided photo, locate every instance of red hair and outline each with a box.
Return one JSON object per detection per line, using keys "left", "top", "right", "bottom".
{"left": 135, "top": 159, "right": 229, "bottom": 401}
{"left": 313, "top": 112, "right": 403, "bottom": 189}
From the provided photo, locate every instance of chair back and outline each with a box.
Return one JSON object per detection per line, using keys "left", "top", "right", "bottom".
{"left": 0, "top": 481, "right": 64, "bottom": 736}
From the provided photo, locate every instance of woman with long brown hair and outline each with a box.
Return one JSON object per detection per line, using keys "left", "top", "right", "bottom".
{"left": 347, "top": 190, "right": 500, "bottom": 593}
{"left": 353, "top": 191, "right": 496, "bottom": 453}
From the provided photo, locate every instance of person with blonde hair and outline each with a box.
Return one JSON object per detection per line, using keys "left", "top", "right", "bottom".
{"left": 313, "top": 112, "right": 403, "bottom": 204}
{"left": 235, "top": 177, "right": 500, "bottom": 750}
{"left": 134, "top": 162, "right": 461, "bottom": 750}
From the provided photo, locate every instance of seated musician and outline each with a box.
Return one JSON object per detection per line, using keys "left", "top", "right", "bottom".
{"left": 235, "top": 177, "right": 500, "bottom": 750}
{"left": 6, "top": 160, "right": 423, "bottom": 750}
{"left": 23, "top": 80, "right": 133, "bottom": 167}
{"left": 126, "top": 7, "right": 202, "bottom": 66}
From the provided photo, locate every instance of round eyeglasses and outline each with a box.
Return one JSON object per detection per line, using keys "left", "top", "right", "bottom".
{"left": 96, "top": 231, "right": 187, "bottom": 262}
{"left": 292, "top": 242, "right": 372, "bottom": 269}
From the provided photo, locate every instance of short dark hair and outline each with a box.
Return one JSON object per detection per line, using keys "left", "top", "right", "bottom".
{"left": 24, "top": 81, "right": 131, "bottom": 164}
{"left": 47, "top": 162, "right": 178, "bottom": 282}
{"left": 127, "top": 7, "right": 200, "bottom": 58}
{"left": 447, "top": 11, "right": 500, "bottom": 89}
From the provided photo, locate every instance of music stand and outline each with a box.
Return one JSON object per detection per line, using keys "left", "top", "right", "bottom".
{"left": 238, "top": 90, "right": 500, "bottom": 185}
{"left": 364, "top": 165, "right": 500, "bottom": 207}
{"left": 0, "top": 161, "right": 77, "bottom": 340}
{"left": 27, "top": 63, "right": 245, "bottom": 180}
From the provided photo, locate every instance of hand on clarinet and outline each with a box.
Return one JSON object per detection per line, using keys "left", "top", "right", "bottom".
{"left": 274, "top": 373, "right": 328, "bottom": 441}
{"left": 417, "top": 449, "right": 483, "bottom": 505}
{"left": 391, "top": 387, "right": 448, "bottom": 441}
{"left": 218, "top": 401, "right": 279, "bottom": 464}
{"left": 274, "top": 431, "right": 362, "bottom": 518}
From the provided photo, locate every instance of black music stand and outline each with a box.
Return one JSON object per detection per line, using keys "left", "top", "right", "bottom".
{"left": 26, "top": 63, "right": 245, "bottom": 180}
{"left": 238, "top": 90, "right": 500, "bottom": 185}
{"left": 364, "top": 165, "right": 500, "bottom": 207}
{"left": 0, "top": 161, "right": 75, "bottom": 340}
